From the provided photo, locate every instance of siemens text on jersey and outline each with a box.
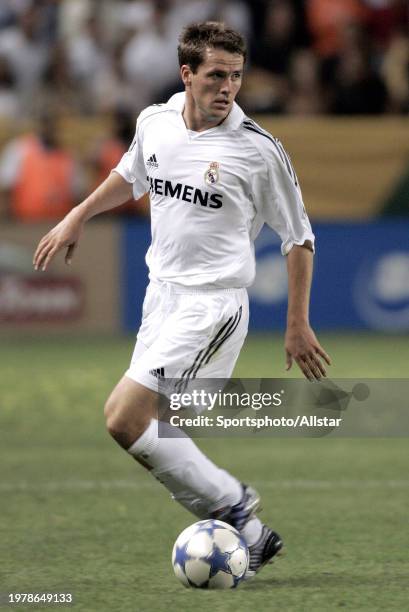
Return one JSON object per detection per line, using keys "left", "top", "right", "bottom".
{"left": 147, "top": 176, "right": 223, "bottom": 209}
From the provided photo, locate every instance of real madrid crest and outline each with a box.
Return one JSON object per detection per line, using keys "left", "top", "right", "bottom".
{"left": 204, "top": 161, "right": 220, "bottom": 185}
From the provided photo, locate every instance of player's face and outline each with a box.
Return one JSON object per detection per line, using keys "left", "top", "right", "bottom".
{"left": 183, "top": 48, "right": 244, "bottom": 123}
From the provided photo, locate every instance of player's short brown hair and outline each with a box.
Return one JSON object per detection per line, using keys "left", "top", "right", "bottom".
{"left": 178, "top": 22, "right": 247, "bottom": 73}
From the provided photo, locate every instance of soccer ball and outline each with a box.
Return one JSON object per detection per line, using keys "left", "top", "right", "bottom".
{"left": 172, "top": 519, "right": 249, "bottom": 589}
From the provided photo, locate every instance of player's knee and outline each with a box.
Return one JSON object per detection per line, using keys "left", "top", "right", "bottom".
{"left": 104, "top": 399, "right": 129, "bottom": 437}
{"left": 104, "top": 402, "right": 125, "bottom": 439}
{"left": 104, "top": 393, "right": 148, "bottom": 446}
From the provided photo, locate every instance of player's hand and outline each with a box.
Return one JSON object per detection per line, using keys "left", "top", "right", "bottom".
{"left": 284, "top": 323, "right": 331, "bottom": 381}
{"left": 33, "top": 207, "right": 85, "bottom": 271}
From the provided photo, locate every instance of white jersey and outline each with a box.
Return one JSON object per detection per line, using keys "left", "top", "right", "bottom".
{"left": 114, "top": 92, "right": 314, "bottom": 289}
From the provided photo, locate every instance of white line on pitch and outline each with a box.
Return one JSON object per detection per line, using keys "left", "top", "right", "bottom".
{"left": 0, "top": 479, "right": 408, "bottom": 492}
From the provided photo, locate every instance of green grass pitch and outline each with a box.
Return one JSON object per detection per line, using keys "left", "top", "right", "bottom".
{"left": 1, "top": 333, "right": 408, "bottom": 611}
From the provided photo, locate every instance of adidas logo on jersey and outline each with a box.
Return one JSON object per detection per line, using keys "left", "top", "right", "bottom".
{"left": 149, "top": 367, "right": 165, "bottom": 379}
{"left": 146, "top": 153, "right": 159, "bottom": 168}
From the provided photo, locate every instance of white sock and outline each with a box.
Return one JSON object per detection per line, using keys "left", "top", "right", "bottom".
{"left": 241, "top": 516, "right": 263, "bottom": 546}
{"left": 128, "top": 419, "right": 242, "bottom": 515}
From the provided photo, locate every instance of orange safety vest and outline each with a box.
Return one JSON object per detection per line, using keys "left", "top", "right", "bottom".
{"left": 12, "top": 135, "right": 75, "bottom": 222}
{"left": 97, "top": 138, "right": 125, "bottom": 185}
{"left": 307, "top": 0, "right": 369, "bottom": 58}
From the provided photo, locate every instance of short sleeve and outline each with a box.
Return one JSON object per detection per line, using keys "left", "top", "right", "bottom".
{"left": 112, "top": 119, "right": 148, "bottom": 199}
{"left": 252, "top": 139, "right": 315, "bottom": 256}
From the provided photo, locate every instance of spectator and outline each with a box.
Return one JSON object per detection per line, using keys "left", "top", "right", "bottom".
{"left": 65, "top": 14, "right": 112, "bottom": 112}
{"left": 58, "top": 0, "right": 94, "bottom": 41}
{"left": 39, "top": 41, "right": 83, "bottom": 115}
{"left": 0, "top": 55, "right": 19, "bottom": 119}
{"left": 0, "top": 0, "right": 29, "bottom": 31}
{"left": 34, "top": 0, "right": 59, "bottom": 45}
{"left": 122, "top": 0, "right": 180, "bottom": 107}
{"left": 382, "top": 32, "right": 409, "bottom": 113}
{"left": 0, "top": 112, "right": 82, "bottom": 221}
{"left": 363, "top": 0, "right": 408, "bottom": 51}
{"left": 109, "top": 0, "right": 154, "bottom": 35}
{"left": 0, "top": 4, "right": 48, "bottom": 111}
{"left": 286, "top": 49, "right": 325, "bottom": 115}
{"left": 241, "top": 0, "right": 301, "bottom": 113}
{"left": 89, "top": 38, "right": 137, "bottom": 114}
{"left": 306, "top": 0, "right": 369, "bottom": 59}
{"left": 251, "top": 0, "right": 299, "bottom": 77}
{"left": 210, "top": 0, "right": 252, "bottom": 42}
{"left": 330, "top": 44, "right": 388, "bottom": 114}
{"left": 166, "top": 0, "right": 217, "bottom": 42}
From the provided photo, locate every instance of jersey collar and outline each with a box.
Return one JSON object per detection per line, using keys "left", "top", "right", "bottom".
{"left": 166, "top": 91, "right": 245, "bottom": 131}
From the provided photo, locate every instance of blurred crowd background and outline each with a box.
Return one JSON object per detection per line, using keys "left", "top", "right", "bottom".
{"left": 0, "top": 0, "right": 409, "bottom": 119}
{"left": 0, "top": 0, "right": 408, "bottom": 223}
{"left": 0, "top": 0, "right": 408, "bottom": 120}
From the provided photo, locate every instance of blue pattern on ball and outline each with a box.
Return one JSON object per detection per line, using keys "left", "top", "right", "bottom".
{"left": 173, "top": 543, "right": 190, "bottom": 573}
{"left": 207, "top": 543, "right": 232, "bottom": 577}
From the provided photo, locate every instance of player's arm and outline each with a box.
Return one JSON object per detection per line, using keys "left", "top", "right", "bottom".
{"left": 34, "top": 107, "right": 150, "bottom": 272}
{"left": 285, "top": 243, "right": 331, "bottom": 380}
{"left": 247, "top": 128, "right": 331, "bottom": 380}
{"left": 33, "top": 172, "right": 134, "bottom": 271}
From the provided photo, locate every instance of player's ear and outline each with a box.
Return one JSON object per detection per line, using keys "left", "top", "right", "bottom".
{"left": 180, "top": 65, "right": 192, "bottom": 87}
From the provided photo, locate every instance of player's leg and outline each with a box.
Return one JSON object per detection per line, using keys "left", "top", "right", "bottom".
{"left": 104, "top": 376, "right": 155, "bottom": 451}
{"left": 105, "top": 373, "right": 270, "bottom": 555}
{"left": 104, "top": 374, "right": 244, "bottom": 514}
{"left": 119, "top": 286, "right": 252, "bottom": 513}
{"left": 181, "top": 291, "right": 283, "bottom": 572}
{"left": 104, "top": 285, "right": 252, "bottom": 517}
{"left": 107, "top": 282, "right": 282, "bottom": 571}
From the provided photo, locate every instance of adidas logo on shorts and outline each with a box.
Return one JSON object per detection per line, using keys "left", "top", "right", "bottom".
{"left": 146, "top": 153, "right": 159, "bottom": 168}
{"left": 149, "top": 367, "right": 165, "bottom": 379}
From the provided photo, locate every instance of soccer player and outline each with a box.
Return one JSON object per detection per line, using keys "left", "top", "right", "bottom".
{"left": 33, "top": 22, "right": 331, "bottom": 577}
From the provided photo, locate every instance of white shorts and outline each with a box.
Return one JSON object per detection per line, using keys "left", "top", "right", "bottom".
{"left": 125, "top": 280, "right": 249, "bottom": 395}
